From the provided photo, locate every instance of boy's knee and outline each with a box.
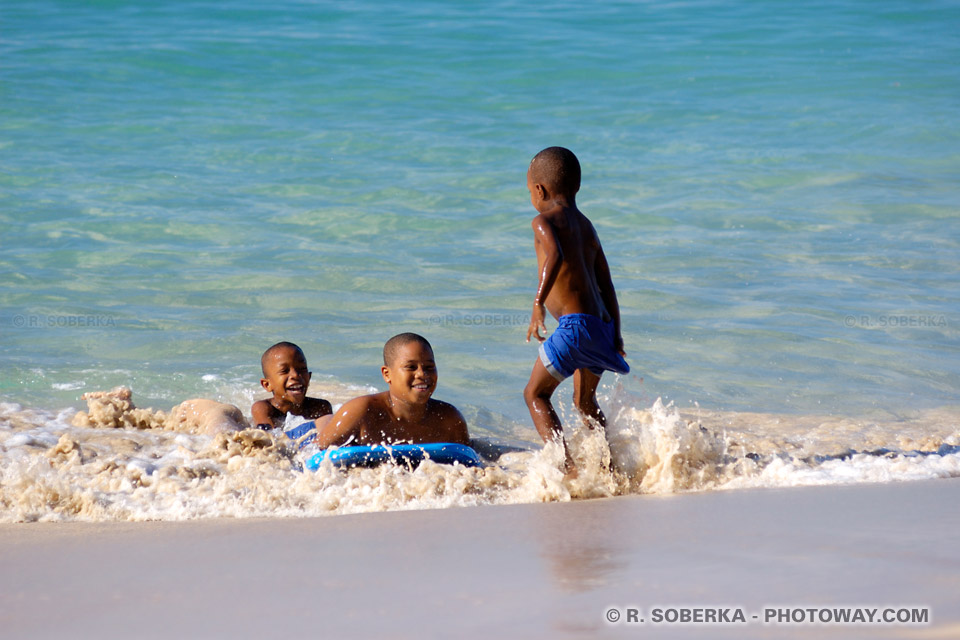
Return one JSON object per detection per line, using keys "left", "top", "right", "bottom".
{"left": 522, "top": 383, "right": 537, "bottom": 406}
{"left": 523, "top": 382, "right": 550, "bottom": 406}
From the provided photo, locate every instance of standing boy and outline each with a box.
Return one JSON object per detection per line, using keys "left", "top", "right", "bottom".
{"left": 522, "top": 147, "right": 629, "bottom": 474}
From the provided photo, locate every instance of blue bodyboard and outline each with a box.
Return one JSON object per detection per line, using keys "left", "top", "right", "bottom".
{"left": 304, "top": 442, "right": 483, "bottom": 471}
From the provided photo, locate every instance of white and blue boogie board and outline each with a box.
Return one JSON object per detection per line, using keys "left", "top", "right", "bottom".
{"left": 305, "top": 441, "right": 483, "bottom": 471}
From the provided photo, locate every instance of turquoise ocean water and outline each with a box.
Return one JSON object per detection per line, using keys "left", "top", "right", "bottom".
{"left": 2, "top": 0, "right": 958, "bottom": 430}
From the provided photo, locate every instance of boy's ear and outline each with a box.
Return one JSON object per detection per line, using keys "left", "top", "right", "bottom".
{"left": 260, "top": 378, "right": 272, "bottom": 392}
{"left": 534, "top": 182, "right": 548, "bottom": 200}
{"left": 381, "top": 366, "right": 391, "bottom": 384}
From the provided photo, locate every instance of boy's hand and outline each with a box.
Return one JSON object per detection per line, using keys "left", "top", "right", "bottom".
{"left": 614, "top": 334, "right": 626, "bottom": 357}
{"left": 526, "top": 303, "right": 547, "bottom": 343}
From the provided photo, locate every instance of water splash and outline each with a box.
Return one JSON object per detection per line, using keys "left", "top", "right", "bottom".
{"left": 1, "top": 389, "right": 959, "bottom": 522}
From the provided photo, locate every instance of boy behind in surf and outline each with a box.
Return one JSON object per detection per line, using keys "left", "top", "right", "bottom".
{"left": 315, "top": 333, "right": 470, "bottom": 447}
{"left": 521, "top": 147, "right": 629, "bottom": 475}
{"left": 251, "top": 341, "right": 332, "bottom": 430}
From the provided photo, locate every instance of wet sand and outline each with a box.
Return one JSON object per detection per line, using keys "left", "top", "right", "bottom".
{"left": 1, "top": 479, "right": 958, "bottom": 639}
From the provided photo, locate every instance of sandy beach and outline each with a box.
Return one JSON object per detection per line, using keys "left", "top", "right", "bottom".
{"left": 2, "top": 478, "right": 957, "bottom": 640}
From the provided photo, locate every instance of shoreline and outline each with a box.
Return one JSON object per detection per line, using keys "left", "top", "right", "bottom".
{"left": 2, "top": 478, "right": 958, "bottom": 639}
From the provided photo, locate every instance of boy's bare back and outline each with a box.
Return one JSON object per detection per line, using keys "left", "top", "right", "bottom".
{"left": 526, "top": 149, "right": 623, "bottom": 352}
{"left": 531, "top": 208, "right": 608, "bottom": 321}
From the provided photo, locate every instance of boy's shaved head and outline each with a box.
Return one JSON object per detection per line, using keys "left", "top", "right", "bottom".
{"left": 261, "top": 341, "right": 305, "bottom": 375}
{"left": 383, "top": 333, "right": 433, "bottom": 366}
{"left": 529, "top": 146, "right": 581, "bottom": 196}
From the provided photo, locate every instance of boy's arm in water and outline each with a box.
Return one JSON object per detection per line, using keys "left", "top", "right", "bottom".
{"left": 526, "top": 214, "right": 563, "bottom": 344}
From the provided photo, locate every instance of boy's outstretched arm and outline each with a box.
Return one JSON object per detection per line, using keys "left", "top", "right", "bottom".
{"left": 315, "top": 398, "right": 365, "bottom": 448}
{"left": 526, "top": 215, "right": 563, "bottom": 343}
{"left": 594, "top": 244, "right": 625, "bottom": 356}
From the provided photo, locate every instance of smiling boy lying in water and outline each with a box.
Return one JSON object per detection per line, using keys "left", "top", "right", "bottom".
{"left": 251, "top": 341, "right": 332, "bottom": 430}
{"left": 315, "top": 333, "right": 470, "bottom": 447}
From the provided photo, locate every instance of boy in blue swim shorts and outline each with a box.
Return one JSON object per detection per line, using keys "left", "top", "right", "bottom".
{"left": 522, "top": 147, "right": 629, "bottom": 476}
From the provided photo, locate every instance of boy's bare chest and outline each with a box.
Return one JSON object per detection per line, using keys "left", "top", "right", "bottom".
{"left": 362, "top": 408, "right": 438, "bottom": 443}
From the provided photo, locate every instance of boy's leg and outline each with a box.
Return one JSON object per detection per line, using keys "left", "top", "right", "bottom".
{"left": 525, "top": 358, "right": 577, "bottom": 475}
{"left": 572, "top": 369, "right": 606, "bottom": 428}
{"left": 523, "top": 358, "right": 563, "bottom": 443}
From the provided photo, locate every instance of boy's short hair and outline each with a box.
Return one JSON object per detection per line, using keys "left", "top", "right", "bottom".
{"left": 261, "top": 341, "right": 305, "bottom": 376}
{"left": 530, "top": 146, "right": 581, "bottom": 196}
{"left": 383, "top": 333, "right": 433, "bottom": 366}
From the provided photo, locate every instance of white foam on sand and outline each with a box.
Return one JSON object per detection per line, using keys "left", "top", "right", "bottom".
{"left": 1, "top": 388, "right": 959, "bottom": 523}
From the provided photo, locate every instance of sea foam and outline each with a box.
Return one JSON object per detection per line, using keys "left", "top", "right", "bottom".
{"left": 1, "top": 389, "right": 958, "bottom": 523}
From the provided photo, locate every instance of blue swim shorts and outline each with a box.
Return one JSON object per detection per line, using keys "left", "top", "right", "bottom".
{"left": 538, "top": 313, "right": 630, "bottom": 381}
{"left": 284, "top": 420, "right": 317, "bottom": 450}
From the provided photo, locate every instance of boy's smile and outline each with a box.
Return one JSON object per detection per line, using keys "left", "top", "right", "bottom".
{"left": 285, "top": 379, "right": 306, "bottom": 399}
